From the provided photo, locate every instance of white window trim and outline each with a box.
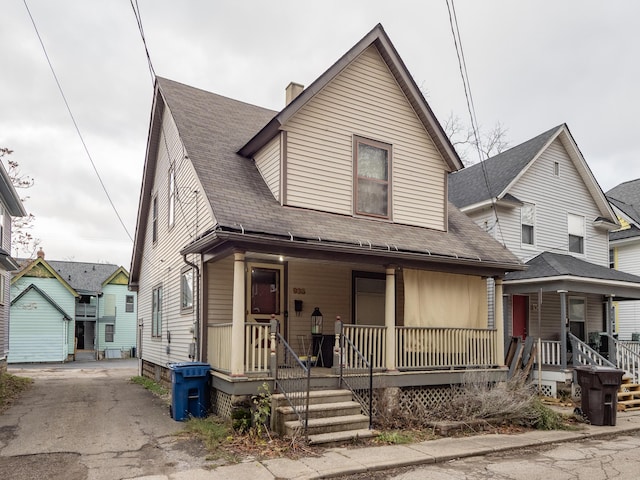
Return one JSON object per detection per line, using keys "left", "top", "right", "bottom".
{"left": 181, "top": 267, "right": 194, "bottom": 311}
{"left": 568, "top": 212, "right": 586, "bottom": 256}
{"left": 353, "top": 136, "right": 392, "bottom": 220}
{"left": 168, "top": 167, "right": 176, "bottom": 228}
{"left": 520, "top": 203, "right": 536, "bottom": 249}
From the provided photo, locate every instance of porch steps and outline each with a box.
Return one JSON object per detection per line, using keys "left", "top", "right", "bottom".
{"left": 272, "top": 389, "right": 374, "bottom": 444}
{"left": 618, "top": 376, "right": 640, "bottom": 411}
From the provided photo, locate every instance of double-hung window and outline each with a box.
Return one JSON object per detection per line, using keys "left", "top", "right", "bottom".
{"left": 152, "top": 286, "right": 162, "bottom": 337}
{"left": 568, "top": 296, "right": 586, "bottom": 340}
{"left": 521, "top": 203, "right": 535, "bottom": 246}
{"left": 126, "top": 295, "right": 134, "bottom": 313}
{"left": 105, "top": 324, "right": 114, "bottom": 342}
{"left": 181, "top": 268, "right": 193, "bottom": 311}
{"left": 152, "top": 196, "right": 158, "bottom": 243}
{"left": 568, "top": 213, "right": 585, "bottom": 254}
{"left": 354, "top": 137, "right": 391, "bottom": 218}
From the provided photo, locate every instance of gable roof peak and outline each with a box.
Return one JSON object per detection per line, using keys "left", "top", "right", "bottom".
{"left": 237, "top": 23, "right": 462, "bottom": 171}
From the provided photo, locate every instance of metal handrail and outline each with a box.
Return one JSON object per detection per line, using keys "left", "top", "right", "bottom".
{"left": 339, "top": 330, "right": 373, "bottom": 428}
{"left": 274, "top": 331, "right": 311, "bottom": 442}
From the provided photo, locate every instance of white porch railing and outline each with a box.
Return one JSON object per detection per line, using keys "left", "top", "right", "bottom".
{"left": 343, "top": 324, "right": 386, "bottom": 370}
{"left": 616, "top": 342, "right": 640, "bottom": 384}
{"left": 396, "top": 327, "right": 498, "bottom": 369}
{"left": 244, "top": 322, "right": 271, "bottom": 373}
{"left": 568, "top": 333, "right": 615, "bottom": 368}
{"left": 539, "top": 340, "right": 562, "bottom": 366}
{"left": 208, "top": 323, "right": 232, "bottom": 372}
{"left": 620, "top": 341, "right": 640, "bottom": 356}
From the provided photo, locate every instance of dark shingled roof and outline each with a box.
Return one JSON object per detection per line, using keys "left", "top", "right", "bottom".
{"left": 448, "top": 125, "right": 563, "bottom": 209}
{"left": 610, "top": 224, "right": 640, "bottom": 241}
{"left": 47, "top": 260, "right": 120, "bottom": 294}
{"left": 607, "top": 179, "right": 640, "bottom": 224}
{"left": 505, "top": 251, "right": 640, "bottom": 284}
{"left": 156, "top": 77, "right": 521, "bottom": 268}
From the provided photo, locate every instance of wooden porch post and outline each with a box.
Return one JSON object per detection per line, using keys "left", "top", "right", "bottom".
{"left": 385, "top": 266, "right": 396, "bottom": 371}
{"left": 607, "top": 295, "right": 616, "bottom": 363}
{"left": 559, "top": 290, "right": 568, "bottom": 369}
{"left": 494, "top": 278, "right": 504, "bottom": 365}
{"left": 231, "top": 251, "right": 246, "bottom": 376}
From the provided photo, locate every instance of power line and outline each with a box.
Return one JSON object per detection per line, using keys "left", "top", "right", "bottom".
{"left": 445, "top": 0, "right": 506, "bottom": 246}
{"left": 23, "top": 0, "right": 134, "bottom": 244}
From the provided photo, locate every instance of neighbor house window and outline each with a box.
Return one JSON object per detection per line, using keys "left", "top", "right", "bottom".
{"left": 181, "top": 268, "right": 193, "bottom": 310}
{"left": 0, "top": 274, "right": 5, "bottom": 305}
{"left": 568, "top": 213, "right": 585, "bottom": 254}
{"left": 354, "top": 137, "right": 391, "bottom": 218}
{"left": 0, "top": 205, "right": 4, "bottom": 244}
{"left": 152, "top": 195, "right": 158, "bottom": 243}
{"left": 609, "top": 249, "right": 615, "bottom": 269}
{"left": 152, "top": 285, "right": 162, "bottom": 337}
{"left": 105, "top": 324, "right": 114, "bottom": 342}
{"left": 554, "top": 161, "right": 560, "bottom": 176}
{"left": 569, "top": 296, "right": 586, "bottom": 340}
{"left": 521, "top": 203, "right": 535, "bottom": 246}
{"left": 126, "top": 295, "right": 134, "bottom": 313}
{"left": 168, "top": 168, "right": 176, "bottom": 227}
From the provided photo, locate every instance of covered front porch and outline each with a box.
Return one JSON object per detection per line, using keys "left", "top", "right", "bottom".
{"left": 503, "top": 252, "right": 640, "bottom": 395}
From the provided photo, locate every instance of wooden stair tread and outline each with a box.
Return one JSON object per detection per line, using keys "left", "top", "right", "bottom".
{"left": 284, "top": 414, "right": 369, "bottom": 429}
{"left": 277, "top": 401, "right": 360, "bottom": 415}
{"left": 307, "top": 428, "right": 376, "bottom": 445}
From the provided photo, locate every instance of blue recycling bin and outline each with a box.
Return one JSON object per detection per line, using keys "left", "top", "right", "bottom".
{"left": 169, "top": 362, "right": 211, "bottom": 421}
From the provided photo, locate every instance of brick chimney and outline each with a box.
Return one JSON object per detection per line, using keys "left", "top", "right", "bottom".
{"left": 37, "top": 247, "right": 45, "bottom": 259}
{"left": 285, "top": 82, "right": 304, "bottom": 106}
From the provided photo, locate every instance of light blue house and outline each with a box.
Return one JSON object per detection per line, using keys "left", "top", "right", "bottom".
{"left": 9, "top": 249, "right": 137, "bottom": 362}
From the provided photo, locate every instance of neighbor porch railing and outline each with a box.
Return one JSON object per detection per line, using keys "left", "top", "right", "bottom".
{"left": 395, "top": 326, "right": 498, "bottom": 369}
{"left": 606, "top": 337, "right": 640, "bottom": 384}
{"left": 539, "top": 340, "right": 562, "bottom": 366}
{"left": 208, "top": 323, "right": 232, "bottom": 372}
{"left": 568, "top": 332, "right": 615, "bottom": 368}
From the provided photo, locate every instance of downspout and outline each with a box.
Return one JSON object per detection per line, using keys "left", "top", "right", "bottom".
{"left": 96, "top": 294, "right": 101, "bottom": 360}
{"left": 183, "top": 254, "right": 200, "bottom": 361}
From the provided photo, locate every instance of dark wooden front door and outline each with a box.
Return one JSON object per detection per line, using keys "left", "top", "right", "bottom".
{"left": 512, "top": 295, "right": 528, "bottom": 339}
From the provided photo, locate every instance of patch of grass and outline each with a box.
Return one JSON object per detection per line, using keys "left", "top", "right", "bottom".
{"left": 0, "top": 372, "right": 32, "bottom": 413}
{"left": 376, "top": 430, "right": 414, "bottom": 444}
{"left": 130, "top": 376, "right": 168, "bottom": 397}
{"left": 182, "top": 416, "right": 234, "bottom": 460}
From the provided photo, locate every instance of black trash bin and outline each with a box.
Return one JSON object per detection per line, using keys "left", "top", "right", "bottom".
{"left": 169, "top": 362, "right": 211, "bottom": 421}
{"left": 575, "top": 365, "right": 623, "bottom": 426}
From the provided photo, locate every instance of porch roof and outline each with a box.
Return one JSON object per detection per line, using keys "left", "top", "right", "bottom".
{"left": 503, "top": 251, "right": 640, "bottom": 299}
{"left": 155, "top": 77, "right": 523, "bottom": 275}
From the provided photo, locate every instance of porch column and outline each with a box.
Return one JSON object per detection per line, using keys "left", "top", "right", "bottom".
{"left": 494, "top": 278, "right": 504, "bottom": 365}
{"left": 231, "top": 251, "right": 246, "bottom": 376}
{"left": 385, "top": 266, "right": 396, "bottom": 371}
{"left": 607, "top": 295, "right": 616, "bottom": 363}
{"left": 559, "top": 290, "right": 568, "bottom": 370}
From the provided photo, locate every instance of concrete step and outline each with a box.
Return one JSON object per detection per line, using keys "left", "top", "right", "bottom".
{"left": 284, "top": 414, "right": 370, "bottom": 437}
{"left": 272, "top": 389, "right": 353, "bottom": 408}
{"left": 277, "top": 401, "right": 362, "bottom": 423}
{"left": 308, "top": 428, "right": 377, "bottom": 446}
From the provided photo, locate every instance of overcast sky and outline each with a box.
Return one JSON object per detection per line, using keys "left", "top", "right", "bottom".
{"left": 2, "top": 1, "right": 639, "bottom": 268}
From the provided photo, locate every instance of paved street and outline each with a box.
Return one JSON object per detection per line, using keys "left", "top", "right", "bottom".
{"left": 0, "top": 359, "right": 211, "bottom": 480}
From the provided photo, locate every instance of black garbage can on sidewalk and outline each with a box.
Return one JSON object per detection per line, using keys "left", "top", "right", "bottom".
{"left": 575, "top": 365, "right": 623, "bottom": 426}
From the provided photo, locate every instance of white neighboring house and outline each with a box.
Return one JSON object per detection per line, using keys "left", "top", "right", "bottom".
{"left": 607, "top": 179, "right": 640, "bottom": 340}
{"left": 449, "top": 124, "right": 640, "bottom": 394}
{"left": 0, "top": 160, "right": 26, "bottom": 372}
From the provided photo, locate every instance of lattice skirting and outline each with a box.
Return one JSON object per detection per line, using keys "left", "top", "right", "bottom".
{"left": 537, "top": 381, "right": 557, "bottom": 398}
{"left": 397, "top": 386, "right": 455, "bottom": 414}
{"left": 572, "top": 383, "right": 582, "bottom": 400}
{"left": 211, "top": 389, "right": 233, "bottom": 419}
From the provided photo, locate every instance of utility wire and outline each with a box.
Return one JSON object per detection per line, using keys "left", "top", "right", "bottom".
{"left": 23, "top": 0, "right": 134, "bottom": 243}
{"left": 445, "top": 0, "right": 506, "bottom": 246}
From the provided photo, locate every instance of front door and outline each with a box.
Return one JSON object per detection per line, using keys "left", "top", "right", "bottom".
{"left": 512, "top": 295, "right": 528, "bottom": 339}
{"left": 246, "top": 262, "right": 285, "bottom": 330}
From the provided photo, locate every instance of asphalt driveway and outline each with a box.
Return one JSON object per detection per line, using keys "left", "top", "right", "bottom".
{"left": 0, "top": 359, "right": 210, "bottom": 479}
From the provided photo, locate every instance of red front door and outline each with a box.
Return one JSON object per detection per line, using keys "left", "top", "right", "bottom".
{"left": 512, "top": 295, "right": 528, "bottom": 339}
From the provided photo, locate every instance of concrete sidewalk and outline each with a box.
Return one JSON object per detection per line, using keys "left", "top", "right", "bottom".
{"left": 133, "top": 410, "right": 640, "bottom": 480}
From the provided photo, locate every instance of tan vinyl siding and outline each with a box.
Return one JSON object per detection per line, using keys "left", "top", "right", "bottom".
{"left": 284, "top": 45, "right": 447, "bottom": 230}
{"left": 206, "top": 255, "right": 234, "bottom": 325}
{"left": 138, "top": 107, "right": 215, "bottom": 367}
{"left": 254, "top": 134, "right": 281, "bottom": 202}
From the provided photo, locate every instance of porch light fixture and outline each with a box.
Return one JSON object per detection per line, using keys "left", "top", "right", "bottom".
{"left": 311, "top": 307, "right": 323, "bottom": 334}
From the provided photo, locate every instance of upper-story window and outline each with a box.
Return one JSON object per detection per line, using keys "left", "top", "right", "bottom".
{"left": 568, "top": 213, "right": 585, "bottom": 254}
{"left": 0, "top": 204, "right": 5, "bottom": 246}
{"left": 354, "top": 137, "right": 391, "bottom": 219}
{"left": 521, "top": 203, "right": 535, "bottom": 247}
{"left": 152, "top": 195, "right": 158, "bottom": 243}
{"left": 181, "top": 267, "right": 193, "bottom": 311}
{"left": 126, "top": 295, "right": 135, "bottom": 313}
{"left": 168, "top": 167, "right": 176, "bottom": 228}
{"left": 609, "top": 249, "right": 615, "bottom": 269}
{"left": 152, "top": 285, "right": 162, "bottom": 338}
{"left": 554, "top": 161, "right": 560, "bottom": 177}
